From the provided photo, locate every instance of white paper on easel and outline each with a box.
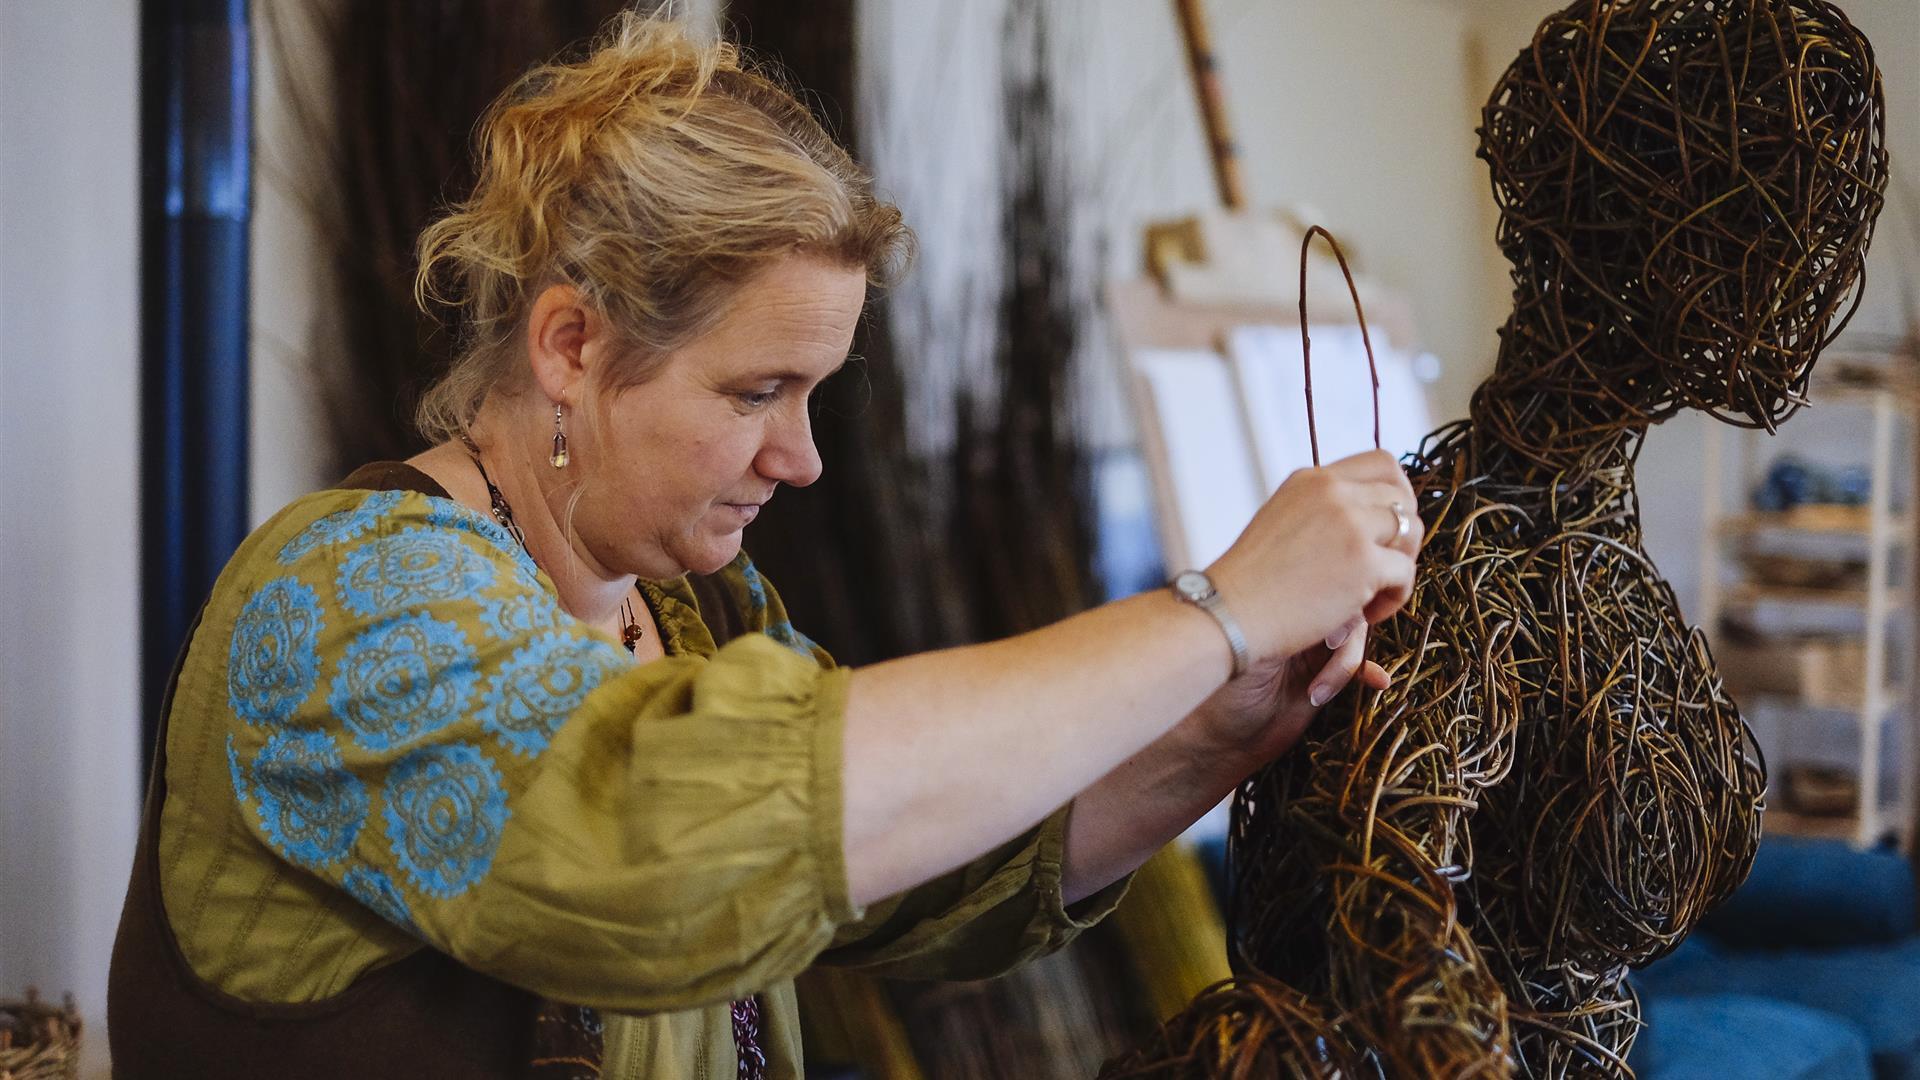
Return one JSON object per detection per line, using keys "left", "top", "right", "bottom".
{"left": 1131, "top": 349, "right": 1266, "bottom": 571}
{"left": 1226, "top": 325, "right": 1436, "bottom": 493}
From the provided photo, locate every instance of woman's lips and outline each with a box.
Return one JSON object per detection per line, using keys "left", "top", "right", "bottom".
{"left": 721, "top": 502, "right": 761, "bottom": 524}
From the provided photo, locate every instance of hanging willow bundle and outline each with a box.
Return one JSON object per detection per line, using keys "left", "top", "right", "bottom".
{"left": 1105, "top": 0, "right": 1889, "bottom": 1076}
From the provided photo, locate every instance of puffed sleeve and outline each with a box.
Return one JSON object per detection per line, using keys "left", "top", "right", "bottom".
{"left": 206, "top": 489, "right": 858, "bottom": 1012}
{"left": 708, "top": 555, "right": 1135, "bottom": 980}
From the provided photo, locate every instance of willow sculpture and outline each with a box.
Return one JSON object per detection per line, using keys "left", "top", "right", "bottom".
{"left": 1106, "top": 0, "right": 1889, "bottom": 1076}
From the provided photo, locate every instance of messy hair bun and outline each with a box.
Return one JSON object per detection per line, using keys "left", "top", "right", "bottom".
{"left": 414, "top": 12, "right": 911, "bottom": 441}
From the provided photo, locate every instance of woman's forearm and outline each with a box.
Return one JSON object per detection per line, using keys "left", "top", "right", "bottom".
{"left": 1057, "top": 623, "right": 1388, "bottom": 902}
{"left": 840, "top": 588, "right": 1233, "bottom": 908}
{"left": 1058, "top": 721, "right": 1253, "bottom": 903}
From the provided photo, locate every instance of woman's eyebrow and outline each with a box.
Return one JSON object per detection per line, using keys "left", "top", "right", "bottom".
{"left": 748, "top": 357, "right": 851, "bottom": 384}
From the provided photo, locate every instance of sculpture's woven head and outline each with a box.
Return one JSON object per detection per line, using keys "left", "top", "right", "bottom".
{"left": 1479, "top": 0, "right": 1888, "bottom": 432}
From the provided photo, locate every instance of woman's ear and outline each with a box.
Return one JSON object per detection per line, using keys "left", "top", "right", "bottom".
{"left": 524, "top": 283, "right": 604, "bottom": 407}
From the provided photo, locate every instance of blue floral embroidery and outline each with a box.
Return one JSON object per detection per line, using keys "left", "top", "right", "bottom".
{"left": 336, "top": 528, "right": 493, "bottom": 618}
{"left": 478, "top": 593, "right": 561, "bottom": 642}
{"left": 383, "top": 743, "right": 510, "bottom": 899}
{"left": 228, "top": 577, "right": 326, "bottom": 726}
{"left": 342, "top": 865, "right": 415, "bottom": 932}
{"left": 329, "top": 613, "right": 479, "bottom": 752}
{"left": 739, "top": 559, "right": 771, "bottom": 616}
{"left": 250, "top": 728, "right": 368, "bottom": 870}
{"left": 480, "top": 632, "right": 627, "bottom": 757}
{"left": 227, "top": 734, "right": 249, "bottom": 804}
{"left": 765, "top": 621, "right": 821, "bottom": 660}
{"left": 424, "top": 499, "right": 540, "bottom": 582}
{"left": 277, "top": 491, "right": 406, "bottom": 564}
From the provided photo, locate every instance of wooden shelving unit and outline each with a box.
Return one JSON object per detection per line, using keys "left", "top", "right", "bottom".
{"left": 1699, "top": 356, "right": 1920, "bottom": 852}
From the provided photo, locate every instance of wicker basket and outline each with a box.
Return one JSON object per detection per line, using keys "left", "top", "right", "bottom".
{"left": 0, "top": 990, "right": 81, "bottom": 1080}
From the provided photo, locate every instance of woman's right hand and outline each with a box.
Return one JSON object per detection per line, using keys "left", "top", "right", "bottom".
{"left": 1207, "top": 449, "right": 1422, "bottom": 661}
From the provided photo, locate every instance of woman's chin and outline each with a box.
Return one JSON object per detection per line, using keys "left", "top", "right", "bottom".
{"left": 676, "top": 534, "right": 745, "bottom": 577}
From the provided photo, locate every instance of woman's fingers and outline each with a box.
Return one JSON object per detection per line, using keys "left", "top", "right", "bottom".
{"left": 1363, "top": 547, "right": 1417, "bottom": 624}
{"left": 1307, "top": 633, "right": 1394, "bottom": 710}
{"left": 1325, "top": 615, "right": 1362, "bottom": 651}
{"left": 1333, "top": 454, "right": 1421, "bottom": 548}
{"left": 1308, "top": 620, "right": 1369, "bottom": 707}
{"left": 1350, "top": 479, "right": 1424, "bottom": 553}
{"left": 1325, "top": 448, "right": 1406, "bottom": 484}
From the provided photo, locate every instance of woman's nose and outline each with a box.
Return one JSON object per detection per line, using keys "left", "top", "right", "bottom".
{"left": 759, "top": 405, "right": 823, "bottom": 488}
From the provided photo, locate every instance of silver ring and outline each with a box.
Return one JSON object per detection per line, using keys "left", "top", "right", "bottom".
{"left": 1389, "top": 501, "right": 1412, "bottom": 544}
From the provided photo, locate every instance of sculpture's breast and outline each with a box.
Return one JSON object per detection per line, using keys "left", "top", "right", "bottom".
{"left": 1481, "top": 524, "right": 1764, "bottom": 971}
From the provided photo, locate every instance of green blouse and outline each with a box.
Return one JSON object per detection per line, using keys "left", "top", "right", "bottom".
{"left": 155, "top": 483, "right": 1127, "bottom": 1078}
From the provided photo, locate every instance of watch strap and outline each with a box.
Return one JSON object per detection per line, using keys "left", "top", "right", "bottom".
{"left": 1172, "top": 572, "right": 1251, "bottom": 678}
{"left": 1196, "top": 592, "right": 1251, "bottom": 678}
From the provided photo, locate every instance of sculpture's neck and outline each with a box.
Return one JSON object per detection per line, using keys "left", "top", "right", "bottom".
{"left": 1456, "top": 315, "right": 1653, "bottom": 534}
{"left": 1466, "top": 310, "right": 1655, "bottom": 490}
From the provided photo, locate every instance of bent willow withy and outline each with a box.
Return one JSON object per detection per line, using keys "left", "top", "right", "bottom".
{"left": 1105, "top": 0, "right": 1889, "bottom": 1076}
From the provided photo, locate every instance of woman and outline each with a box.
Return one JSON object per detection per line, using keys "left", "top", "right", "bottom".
{"left": 108, "top": 14, "right": 1420, "bottom": 1079}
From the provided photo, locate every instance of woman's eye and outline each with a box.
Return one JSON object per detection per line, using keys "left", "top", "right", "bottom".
{"left": 737, "top": 388, "right": 779, "bottom": 409}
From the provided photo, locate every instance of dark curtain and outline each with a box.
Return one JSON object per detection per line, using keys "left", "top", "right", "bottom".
{"left": 140, "top": 0, "right": 253, "bottom": 769}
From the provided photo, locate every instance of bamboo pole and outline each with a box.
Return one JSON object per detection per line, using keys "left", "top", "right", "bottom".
{"left": 1171, "top": 0, "right": 1246, "bottom": 210}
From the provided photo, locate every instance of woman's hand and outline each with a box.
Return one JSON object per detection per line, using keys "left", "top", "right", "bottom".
{"left": 1207, "top": 449, "right": 1422, "bottom": 663}
{"left": 1183, "top": 616, "right": 1390, "bottom": 765}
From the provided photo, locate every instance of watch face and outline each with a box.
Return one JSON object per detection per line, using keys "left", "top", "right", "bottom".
{"left": 1173, "top": 571, "right": 1212, "bottom": 600}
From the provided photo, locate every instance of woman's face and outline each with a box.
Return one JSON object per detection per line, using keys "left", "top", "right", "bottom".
{"left": 579, "top": 254, "right": 868, "bottom": 579}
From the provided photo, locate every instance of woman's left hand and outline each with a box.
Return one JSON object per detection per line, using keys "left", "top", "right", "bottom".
{"left": 1183, "top": 616, "right": 1389, "bottom": 766}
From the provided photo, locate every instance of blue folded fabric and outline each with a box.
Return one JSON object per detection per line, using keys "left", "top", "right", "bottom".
{"left": 1701, "top": 837, "right": 1916, "bottom": 949}
{"left": 1630, "top": 994, "right": 1872, "bottom": 1080}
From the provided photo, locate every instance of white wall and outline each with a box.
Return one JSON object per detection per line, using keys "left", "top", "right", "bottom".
{"left": 0, "top": 2, "right": 143, "bottom": 1075}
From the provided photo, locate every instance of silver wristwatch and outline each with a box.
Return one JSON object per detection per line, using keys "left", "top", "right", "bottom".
{"left": 1170, "top": 570, "right": 1250, "bottom": 678}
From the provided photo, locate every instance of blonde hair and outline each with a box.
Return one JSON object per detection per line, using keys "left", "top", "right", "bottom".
{"left": 413, "top": 12, "right": 913, "bottom": 442}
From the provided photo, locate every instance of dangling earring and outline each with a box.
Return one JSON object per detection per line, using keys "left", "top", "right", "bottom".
{"left": 549, "top": 403, "right": 570, "bottom": 468}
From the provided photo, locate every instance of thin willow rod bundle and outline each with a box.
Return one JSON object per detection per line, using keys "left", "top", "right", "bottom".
{"left": 1105, "top": 1, "right": 1888, "bottom": 1076}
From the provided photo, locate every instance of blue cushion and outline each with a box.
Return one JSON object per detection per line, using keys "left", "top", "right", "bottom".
{"left": 1630, "top": 994, "right": 1871, "bottom": 1080}
{"left": 1702, "top": 838, "right": 1916, "bottom": 949}
{"left": 1633, "top": 938, "right": 1920, "bottom": 1079}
